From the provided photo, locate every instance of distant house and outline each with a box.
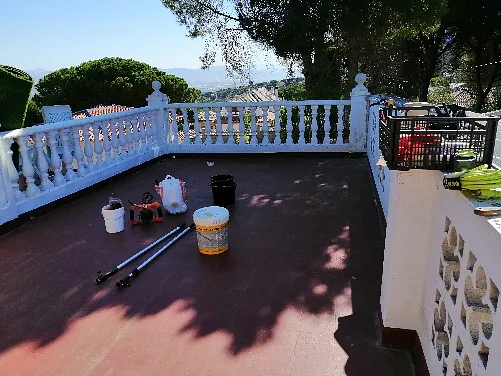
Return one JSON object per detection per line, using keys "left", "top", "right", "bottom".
{"left": 72, "top": 104, "right": 133, "bottom": 119}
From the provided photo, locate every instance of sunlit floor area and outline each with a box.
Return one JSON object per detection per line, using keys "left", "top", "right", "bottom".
{"left": 0, "top": 156, "right": 413, "bottom": 376}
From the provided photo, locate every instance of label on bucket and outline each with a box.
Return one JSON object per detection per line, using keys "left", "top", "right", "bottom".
{"left": 196, "top": 223, "right": 228, "bottom": 255}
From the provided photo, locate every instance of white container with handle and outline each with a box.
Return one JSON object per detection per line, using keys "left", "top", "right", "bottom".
{"left": 155, "top": 175, "right": 187, "bottom": 214}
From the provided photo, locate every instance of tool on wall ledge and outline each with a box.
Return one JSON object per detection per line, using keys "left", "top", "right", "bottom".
{"left": 443, "top": 161, "right": 501, "bottom": 216}
{"left": 129, "top": 192, "right": 163, "bottom": 224}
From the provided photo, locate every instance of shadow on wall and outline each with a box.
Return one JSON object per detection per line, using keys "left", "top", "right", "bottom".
{"left": 0, "top": 157, "right": 388, "bottom": 362}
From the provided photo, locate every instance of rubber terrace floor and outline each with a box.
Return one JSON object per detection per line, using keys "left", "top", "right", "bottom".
{"left": 0, "top": 156, "right": 414, "bottom": 376}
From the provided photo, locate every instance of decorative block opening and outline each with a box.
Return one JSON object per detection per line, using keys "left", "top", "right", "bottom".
{"left": 489, "top": 280, "right": 499, "bottom": 311}
{"left": 461, "top": 304, "right": 467, "bottom": 327}
{"left": 458, "top": 235, "right": 465, "bottom": 258}
{"left": 456, "top": 337, "right": 463, "bottom": 355}
{"left": 451, "top": 286, "right": 458, "bottom": 305}
{"left": 478, "top": 342, "right": 489, "bottom": 369}
{"left": 466, "top": 251, "right": 477, "bottom": 272}
{"left": 444, "top": 217, "right": 451, "bottom": 233}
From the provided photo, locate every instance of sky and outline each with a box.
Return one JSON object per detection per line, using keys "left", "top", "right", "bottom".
{"left": 0, "top": 0, "right": 278, "bottom": 71}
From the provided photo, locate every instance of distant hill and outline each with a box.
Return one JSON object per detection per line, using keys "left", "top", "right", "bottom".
{"left": 25, "top": 65, "right": 296, "bottom": 95}
{"left": 202, "top": 77, "right": 305, "bottom": 102}
{"left": 163, "top": 66, "right": 294, "bottom": 92}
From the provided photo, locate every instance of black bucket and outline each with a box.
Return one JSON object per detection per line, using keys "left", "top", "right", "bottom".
{"left": 211, "top": 175, "right": 236, "bottom": 207}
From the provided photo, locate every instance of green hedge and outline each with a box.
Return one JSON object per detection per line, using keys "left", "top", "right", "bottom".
{"left": 0, "top": 65, "right": 34, "bottom": 131}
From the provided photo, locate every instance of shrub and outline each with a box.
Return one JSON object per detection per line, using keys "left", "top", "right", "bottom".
{"left": 0, "top": 65, "right": 34, "bottom": 131}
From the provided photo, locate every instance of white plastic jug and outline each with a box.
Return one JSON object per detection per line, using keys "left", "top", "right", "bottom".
{"left": 155, "top": 175, "right": 187, "bottom": 214}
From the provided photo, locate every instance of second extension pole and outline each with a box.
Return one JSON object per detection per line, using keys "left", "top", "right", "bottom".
{"left": 116, "top": 223, "right": 195, "bottom": 289}
{"left": 96, "top": 224, "right": 185, "bottom": 284}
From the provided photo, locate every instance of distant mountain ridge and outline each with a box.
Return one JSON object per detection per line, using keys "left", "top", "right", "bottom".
{"left": 26, "top": 65, "right": 295, "bottom": 93}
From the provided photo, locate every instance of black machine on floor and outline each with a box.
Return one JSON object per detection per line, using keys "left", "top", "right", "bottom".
{"left": 129, "top": 192, "right": 164, "bottom": 225}
{"left": 95, "top": 223, "right": 194, "bottom": 287}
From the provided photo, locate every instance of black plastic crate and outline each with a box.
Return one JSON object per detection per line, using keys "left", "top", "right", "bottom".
{"left": 379, "top": 106, "right": 499, "bottom": 171}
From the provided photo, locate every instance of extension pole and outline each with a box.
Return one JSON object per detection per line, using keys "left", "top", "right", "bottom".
{"left": 116, "top": 223, "right": 195, "bottom": 289}
{"left": 96, "top": 224, "right": 185, "bottom": 284}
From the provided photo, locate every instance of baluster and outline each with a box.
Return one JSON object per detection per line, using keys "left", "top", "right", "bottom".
{"left": 109, "top": 118, "right": 120, "bottom": 162}
{"left": 204, "top": 107, "right": 211, "bottom": 144}
{"left": 102, "top": 121, "right": 112, "bottom": 164}
{"left": 3, "top": 138, "right": 24, "bottom": 200}
{"left": 118, "top": 117, "right": 127, "bottom": 159}
{"left": 181, "top": 108, "right": 189, "bottom": 144}
{"left": 194, "top": 108, "right": 201, "bottom": 144}
{"left": 47, "top": 131, "right": 65, "bottom": 185}
{"left": 250, "top": 106, "right": 257, "bottom": 145}
{"left": 285, "top": 106, "right": 293, "bottom": 144}
{"left": 262, "top": 106, "right": 269, "bottom": 145}
{"left": 150, "top": 110, "right": 159, "bottom": 147}
{"left": 125, "top": 118, "right": 133, "bottom": 155}
{"left": 146, "top": 113, "right": 154, "bottom": 145}
{"left": 230, "top": 106, "right": 237, "bottom": 144}
{"left": 298, "top": 105, "right": 306, "bottom": 145}
{"left": 167, "top": 108, "right": 175, "bottom": 143}
{"left": 84, "top": 125, "right": 95, "bottom": 172}
{"left": 273, "top": 105, "right": 281, "bottom": 144}
{"left": 59, "top": 128, "right": 76, "bottom": 180}
{"left": 169, "top": 108, "right": 179, "bottom": 144}
{"left": 132, "top": 116, "right": 141, "bottom": 154}
{"left": 238, "top": 106, "right": 245, "bottom": 145}
{"left": 324, "top": 105, "right": 332, "bottom": 143}
{"left": 34, "top": 132, "right": 53, "bottom": 191}
{"left": 94, "top": 122, "right": 104, "bottom": 168}
{"left": 71, "top": 126, "right": 86, "bottom": 176}
{"left": 337, "top": 105, "right": 344, "bottom": 144}
{"left": 215, "top": 107, "right": 223, "bottom": 144}
{"left": 18, "top": 136, "right": 40, "bottom": 196}
{"left": 311, "top": 105, "right": 318, "bottom": 145}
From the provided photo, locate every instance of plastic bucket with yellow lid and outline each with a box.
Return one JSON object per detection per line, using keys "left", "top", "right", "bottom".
{"left": 193, "top": 206, "right": 230, "bottom": 255}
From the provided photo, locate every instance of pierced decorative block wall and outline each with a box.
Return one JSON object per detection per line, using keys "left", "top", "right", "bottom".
{"left": 431, "top": 217, "right": 499, "bottom": 375}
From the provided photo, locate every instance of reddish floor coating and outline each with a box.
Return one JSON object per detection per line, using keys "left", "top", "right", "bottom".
{"left": 0, "top": 156, "right": 414, "bottom": 376}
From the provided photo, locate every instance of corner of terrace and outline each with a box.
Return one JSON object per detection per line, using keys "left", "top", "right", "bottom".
{"left": 1, "top": 73, "right": 501, "bottom": 376}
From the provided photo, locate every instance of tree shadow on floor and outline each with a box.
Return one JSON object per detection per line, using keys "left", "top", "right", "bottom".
{"left": 0, "top": 157, "right": 401, "bottom": 370}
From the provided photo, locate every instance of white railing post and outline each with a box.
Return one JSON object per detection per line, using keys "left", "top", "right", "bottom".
{"left": 349, "top": 73, "right": 370, "bottom": 151}
{"left": 147, "top": 80, "right": 169, "bottom": 151}
{"left": 2, "top": 138, "right": 23, "bottom": 201}
{"left": 0, "top": 137, "right": 20, "bottom": 225}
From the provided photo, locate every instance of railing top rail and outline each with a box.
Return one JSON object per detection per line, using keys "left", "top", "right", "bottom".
{"left": 386, "top": 115, "right": 500, "bottom": 121}
{"left": 167, "top": 99, "right": 351, "bottom": 109}
{"left": 3, "top": 106, "right": 159, "bottom": 139}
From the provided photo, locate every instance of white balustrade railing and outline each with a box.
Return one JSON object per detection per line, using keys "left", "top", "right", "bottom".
{"left": 0, "top": 74, "right": 370, "bottom": 225}
{"left": 367, "top": 96, "right": 393, "bottom": 219}
{"left": 165, "top": 100, "right": 354, "bottom": 152}
{"left": 0, "top": 106, "right": 161, "bottom": 219}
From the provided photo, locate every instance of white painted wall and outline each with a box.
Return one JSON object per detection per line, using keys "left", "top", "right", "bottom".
{"left": 380, "top": 170, "right": 442, "bottom": 330}
{"left": 380, "top": 167, "right": 501, "bottom": 375}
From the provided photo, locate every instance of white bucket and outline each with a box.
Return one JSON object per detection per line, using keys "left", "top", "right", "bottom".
{"left": 102, "top": 206, "right": 125, "bottom": 234}
{"left": 193, "top": 206, "right": 229, "bottom": 255}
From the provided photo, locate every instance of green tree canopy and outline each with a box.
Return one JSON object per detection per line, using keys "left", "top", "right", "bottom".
{"left": 33, "top": 57, "right": 201, "bottom": 111}
{"left": 162, "top": 0, "right": 450, "bottom": 100}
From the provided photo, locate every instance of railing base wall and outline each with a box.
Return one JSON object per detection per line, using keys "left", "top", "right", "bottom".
{"left": 0, "top": 152, "right": 164, "bottom": 235}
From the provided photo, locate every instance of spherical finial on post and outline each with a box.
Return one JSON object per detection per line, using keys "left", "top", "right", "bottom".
{"left": 355, "top": 73, "right": 367, "bottom": 86}
{"left": 152, "top": 80, "right": 162, "bottom": 91}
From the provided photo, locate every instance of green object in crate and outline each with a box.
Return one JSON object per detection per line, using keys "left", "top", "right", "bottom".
{"left": 456, "top": 149, "right": 475, "bottom": 158}
{"left": 0, "top": 65, "right": 34, "bottom": 131}
{"left": 454, "top": 149, "right": 476, "bottom": 172}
